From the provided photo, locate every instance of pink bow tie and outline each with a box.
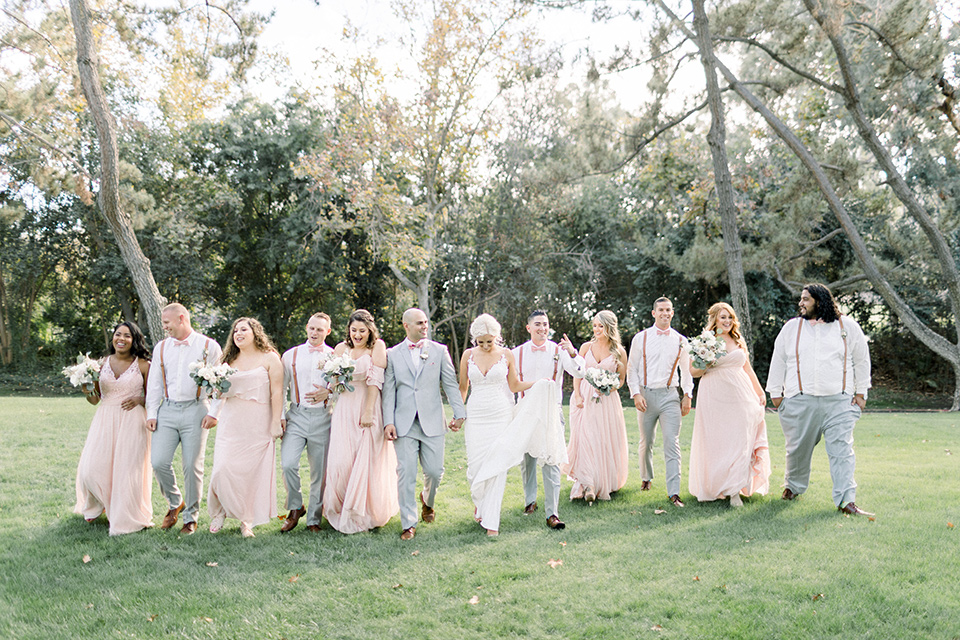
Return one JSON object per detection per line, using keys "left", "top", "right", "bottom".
{"left": 656, "top": 329, "right": 671, "bottom": 336}
{"left": 409, "top": 341, "right": 424, "bottom": 349}
{"left": 531, "top": 344, "right": 547, "bottom": 352}
{"left": 172, "top": 338, "right": 190, "bottom": 346}
{"left": 308, "top": 345, "right": 325, "bottom": 354}
{"left": 807, "top": 318, "right": 825, "bottom": 326}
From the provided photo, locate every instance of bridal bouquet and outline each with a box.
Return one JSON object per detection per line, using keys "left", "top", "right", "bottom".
{"left": 321, "top": 353, "right": 356, "bottom": 394}
{"left": 688, "top": 330, "right": 727, "bottom": 369}
{"left": 188, "top": 351, "right": 236, "bottom": 396}
{"left": 584, "top": 367, "right": 620, "bottom": 402}
{"left": 62, "top": 353, "right": 101, "bottom": 387}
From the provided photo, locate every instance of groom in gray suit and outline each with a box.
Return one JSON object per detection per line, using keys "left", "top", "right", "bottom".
{"left": 383, "top": 308, "right": 467, "bottom": 541}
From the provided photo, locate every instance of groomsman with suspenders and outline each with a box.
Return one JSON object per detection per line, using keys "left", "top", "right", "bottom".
{"left": 145, "top": 303, "right": 222, "bottom": 534}
{"left": 766, "top": 283, "right": 873, "bottom": 516}
{"left": 512, "top": 310, "right": 585, "bottom": 530}
{"left": 626, "top": 297, "right": 693, "bottom": 507}
{"left": 279, "top": 313, "right": 334, "bottom": 533}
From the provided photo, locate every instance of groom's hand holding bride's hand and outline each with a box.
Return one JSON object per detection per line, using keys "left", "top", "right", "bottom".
{"left": 448, "top": 418, "right": 464, "bottom": 432}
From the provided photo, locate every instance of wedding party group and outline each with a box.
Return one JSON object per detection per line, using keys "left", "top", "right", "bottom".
{"left": 70, "top": 282, "right": 874, "bottom": 540}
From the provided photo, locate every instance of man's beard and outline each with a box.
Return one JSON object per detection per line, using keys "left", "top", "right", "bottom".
{"left": 799, "top": 305, "right": 817, "bottom": 320}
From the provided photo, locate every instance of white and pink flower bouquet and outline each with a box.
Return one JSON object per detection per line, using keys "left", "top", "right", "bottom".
{"left": 584, "top": 367, "right": 620, "bottom": 402}
{"left": 188, "top": 352, "right": 236, "bottom": 396}
{"left": 62, "top": 353, "right": 101, "bottom": 387}
{"left": 321, "top": 353, "right": 356, "bottom": 394}
{"left": 688, "top": 330, "right": 727, "bottom": 369}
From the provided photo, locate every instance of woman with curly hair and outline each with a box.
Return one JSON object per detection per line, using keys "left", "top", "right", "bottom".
{"left": 74, "top": 321, "right": 154, "bottom": 535}
{"left": 322, "top": 310, "right": 398, "bottom": 533}
{"left": 688, "top": 303, "right": 770, "bottom": 507}
{"left": 207, "top": 317, "right": 283, "bottom": 537}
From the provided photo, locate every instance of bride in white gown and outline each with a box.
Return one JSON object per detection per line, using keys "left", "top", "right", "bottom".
{"left": 458, "top": 314, "right": 566, "bottom": 536}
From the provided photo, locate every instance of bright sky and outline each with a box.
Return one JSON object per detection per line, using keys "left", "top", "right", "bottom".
{"left": 243, "top": 0, "right": 695, "bottom": 109}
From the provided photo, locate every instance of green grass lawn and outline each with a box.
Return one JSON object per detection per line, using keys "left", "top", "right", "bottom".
{"left": 1, "top": 397, "right": 958, "bottom": 640}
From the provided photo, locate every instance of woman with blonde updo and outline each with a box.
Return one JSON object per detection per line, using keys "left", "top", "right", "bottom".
{"left": 457, "top": 314, "right": 535, "bottom": 536}
{"left": 564, "top": 310, "right": 629, "bottom": 503}
{"left": 688, "top": 302, "right": 770, "bottom": 507}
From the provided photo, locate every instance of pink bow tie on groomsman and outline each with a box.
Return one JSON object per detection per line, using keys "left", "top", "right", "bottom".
{"left": 307, "top": 344, "right": 326, "bottom": 353}
{"left": 531, "top": 344, "right": 547, "bottom": 352}
{"left": 656, "top": 329, "right": 671, "bottom": 336}
{"left": 409, "top": 340, "right": 424, "bottom": 349}
{"left": 807, "top": 318, "right": 825, "bottom": 327}
{"left": 172, "top": 338, "right": 190, "bottom": 346}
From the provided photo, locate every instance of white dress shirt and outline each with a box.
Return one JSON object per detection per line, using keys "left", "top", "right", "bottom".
{"left": 511, "top": 340, "right": 586, "bottom": 404}
{"left": 766, "top": 316, "right": 871, "bottom": 399}
{"left": 145, "top": 330, "right": 223, "bottom": 420}
{"left": 404, "top": 337, "right": 426, "bottom": 374}
{"left": 281, "top": 342, "right": 334, "bottom": 409}
{"left": 626, "top": 327, "right": 694, "bottom": 398}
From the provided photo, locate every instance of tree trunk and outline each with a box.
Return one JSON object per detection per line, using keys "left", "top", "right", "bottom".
{"left": 69, "top": 0, "right": 166, "bottom": 344}
{"left": 655, "top": 0, "right": 960, "bottom": 409}
{"left": 691, "top": 0, "right": 753, "bottom": 355}
{"left": 0, "top": 262, "right": 12, "bottom": 366}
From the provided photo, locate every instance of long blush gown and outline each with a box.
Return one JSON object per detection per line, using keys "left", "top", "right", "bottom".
{"left": 322, "top": 354, "right": 398, "bottom": 533}
{"left": 562, "top": 351, "right": 629, "bottom": 501}
{"left": 465, "top": 354, "right": 514, "bottom": 532}
{"left": 208, "top": 367, "right": 278, "bottom": 526}
{"left": 74, "top": 358, "right": 153, "bottom": 535}
{"left": 689, "top": 349, "right": 771, "bottom": 501}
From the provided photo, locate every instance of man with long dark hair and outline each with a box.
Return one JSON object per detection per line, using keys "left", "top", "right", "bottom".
{"left": 766, "top": 283, "right": 873, "bottom": 516}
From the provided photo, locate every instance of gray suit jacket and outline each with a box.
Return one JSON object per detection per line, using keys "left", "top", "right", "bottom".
{"left": 382, "top": 339, "right": 467, "bottom": 438}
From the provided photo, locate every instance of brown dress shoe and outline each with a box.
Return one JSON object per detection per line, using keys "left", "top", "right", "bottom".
{"left": 160, "top": 502, "right": 184, "bottom": 529}
{"left": 523, "top": 502, "right": 538, "bottom": 515}
{"left": 306, "top": 524, "right": 322, "bottom": 532}
{"left": 669, "top": 494, "right": 685, "bottom": 508}
{"left": 640, "top": 480, "right": 652, "bottom": 491}
{"left": 546, "top": 515, "right": 566, "bottom": 530}
{"left": 180, "top": 521, "right": 196, "bottom": 535}
{"left": 782, "top": 488, "right": 797, "bottom": 501}
{"left": 281, "top": 507, "right": 307, "bottom": 533}
{"left": 400, "top": 526, "right": 416, "bottom": 540}
{"left": 420, "top": 493, "right": 435, "bottom": 523}
{"left": 839, "top": 502, "right": 874, "bottom": 517}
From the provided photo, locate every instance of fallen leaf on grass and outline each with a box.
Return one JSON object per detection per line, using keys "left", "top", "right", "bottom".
{"left": 651, "top": 624, "right": 663, "bottom": 631}
{"left": 147, "top": 614, "right": 158, "bottom": 622}
{"left": 559, "top": 541, "right": 567, "bottom": 547}
{"left": 82, "top": 555, "right": 91, "bottom": 564}
{"left": 468, "top": 595, "right": 480, "bottom": 605}
{"left": 288, "top": 574, "right": 300, "bottom": 583}
{"left": 812, "top": 593, "right": 825, "bottom": 601}
{"left": 948, "top": 522, "right": 954, "bottom": 529}
{"left": 84, "top": 604, "right": 94, "bottom": 609}
{"left": 411, "top": 550, "right": 420, "bottom": 556}
{"left": 654, "top": 509, "right": 666, "bottom": 515}
{"left": 277, "top": 514, "right": 286, "bottom": 520}
{"left": 392, "top": 584, "right": 403, "bottom": 589}
{"left": 868, "top": 517, "right": 876, "bottom": 522}
{"left": 547, "top": 559, "right": 563, "bottom": 568}
{"left": 693, "top": 576, "right": 700, "bottom": 581}
{"left": 205, "top": 562, "right": 218, "bottom": 567}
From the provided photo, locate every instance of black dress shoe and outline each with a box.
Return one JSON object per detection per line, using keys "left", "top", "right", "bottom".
{"left": 546, "top": 515, "right": 566, "bottom": 530}
{"left": 839, "top": 502, "right": 874, "bottom": 517}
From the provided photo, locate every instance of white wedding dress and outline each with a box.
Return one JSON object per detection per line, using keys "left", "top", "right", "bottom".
{"left": 466, "top": 354, "right": 565, "bottom": 532}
